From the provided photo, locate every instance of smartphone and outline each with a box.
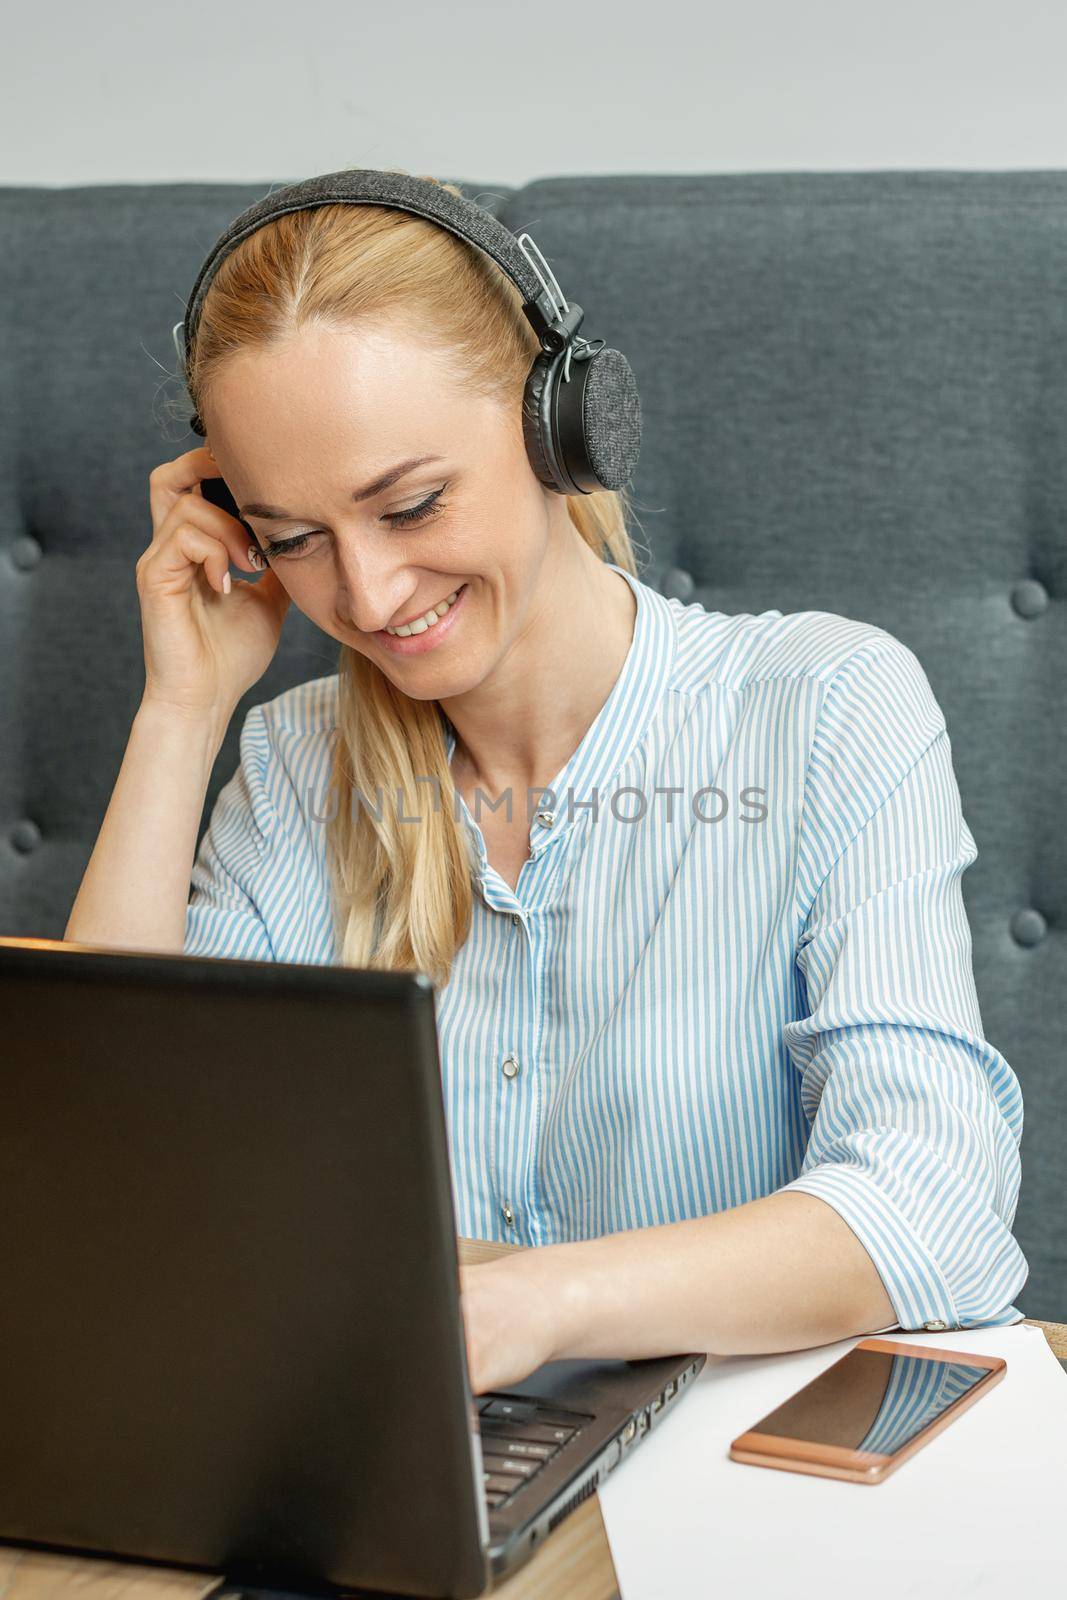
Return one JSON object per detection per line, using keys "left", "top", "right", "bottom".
{"left": 729, "top": 1337, "right": 1005, "bottom": 1484}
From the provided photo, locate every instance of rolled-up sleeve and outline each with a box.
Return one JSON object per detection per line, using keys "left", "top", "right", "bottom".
{"left": 184, "top": 703, "right": 281, "bottom": 963}
{"left": 779, "top": 634, "right": 1028, "bottom": 1331}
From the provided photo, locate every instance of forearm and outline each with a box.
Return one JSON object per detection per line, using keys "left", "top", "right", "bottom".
{"left": 64, "top": 698, "right": 232, "bottom": 955}
{"left": 521, "top": 1191, "right": 898, "bottom": 1361}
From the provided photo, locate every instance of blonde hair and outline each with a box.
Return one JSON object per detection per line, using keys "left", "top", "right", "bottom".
{"left": 185, "top": 170, "right": 643, "bottom": 987}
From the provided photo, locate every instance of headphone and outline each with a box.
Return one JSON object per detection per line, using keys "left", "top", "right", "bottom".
{"left": 172, "top": 168, "right": 642, "bottom": 497}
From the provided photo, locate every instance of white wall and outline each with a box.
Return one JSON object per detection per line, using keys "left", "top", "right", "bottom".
{"left": 4, "top": 0, "right": 1067, "bottom": 186}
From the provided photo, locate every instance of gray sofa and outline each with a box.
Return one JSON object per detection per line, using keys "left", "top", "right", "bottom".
{"left": 1, "top": 171, "right": 1063, "bottom": 1319}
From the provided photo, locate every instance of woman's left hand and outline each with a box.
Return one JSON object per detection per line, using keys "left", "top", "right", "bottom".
{"left": 458, "top": 1255, "right": 563, "bottom": 1394}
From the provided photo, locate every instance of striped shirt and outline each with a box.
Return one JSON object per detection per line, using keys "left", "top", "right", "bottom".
{"left": 185, "top": 561, "right": 1028, "bottom": 1332}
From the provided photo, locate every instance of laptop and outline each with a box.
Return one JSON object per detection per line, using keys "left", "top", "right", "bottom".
{"left": 0, "top": 935, "right": 705, "bottom": 1598}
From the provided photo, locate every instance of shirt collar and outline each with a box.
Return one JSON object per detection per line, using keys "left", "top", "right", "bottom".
{"left": 438, "top": 562, "right": 679, "bottom": 856}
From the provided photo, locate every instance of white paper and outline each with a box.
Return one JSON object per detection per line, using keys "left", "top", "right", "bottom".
{"left": 598, "top": 1324, "right": 1067, "bottom": 1597}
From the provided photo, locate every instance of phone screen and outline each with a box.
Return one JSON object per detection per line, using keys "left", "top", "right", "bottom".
{"left": 750, "top": 1346, "right": 993, "bottom": 1457}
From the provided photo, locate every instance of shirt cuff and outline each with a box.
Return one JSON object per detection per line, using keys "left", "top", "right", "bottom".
{"left": 779, "top": 1163, "right": 1023, "bottom": 1332}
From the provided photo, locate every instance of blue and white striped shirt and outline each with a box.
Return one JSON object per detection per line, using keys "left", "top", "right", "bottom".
{"left": 185, "top": 562, "right": 1028, "bottom": 1332}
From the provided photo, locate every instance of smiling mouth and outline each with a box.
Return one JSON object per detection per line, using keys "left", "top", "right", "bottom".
{"left": 380, "top": 584, "right": 467, "bottom": 637}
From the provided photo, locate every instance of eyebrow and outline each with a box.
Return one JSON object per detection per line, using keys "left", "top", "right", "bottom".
{"left": 239, "top": 455, "right": 443, "bottom": 521}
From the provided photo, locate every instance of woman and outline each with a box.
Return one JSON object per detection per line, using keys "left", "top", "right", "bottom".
{"left": 66, "top": 171, "right": 1028, "bottom": 1395}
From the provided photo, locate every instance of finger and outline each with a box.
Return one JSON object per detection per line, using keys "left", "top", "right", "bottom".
{"left": 147, "top": 489, "right": 259, "bottom": 574}
{"left": 137, "top": 521, "right": 234, "bottom": 598}
{"left": 147, "top": 446, "right": 218, "bottom": 533}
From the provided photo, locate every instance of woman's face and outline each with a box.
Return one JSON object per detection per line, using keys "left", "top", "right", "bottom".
{"left": 202, "top": 316, "right": 566, "bottom": 700}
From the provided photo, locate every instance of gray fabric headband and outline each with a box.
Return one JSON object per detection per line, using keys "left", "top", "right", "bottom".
{"left": 176, "top": 167, "right": 570, "bottom": 368}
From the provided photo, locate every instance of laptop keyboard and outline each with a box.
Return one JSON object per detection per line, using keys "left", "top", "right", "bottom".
{"left": 475, "top": 1395, "right": 591, "bottom": 1510}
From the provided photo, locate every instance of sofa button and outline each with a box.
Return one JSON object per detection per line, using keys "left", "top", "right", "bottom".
{"left": 1010, "top": 579, "right": 1049, "bottom": 619}
{"left": 11, "top": 535, "right": 43, "bottom": 572}
{"left": 661, "top": 566, "right": 695, "bottom": 601}
{"left": 1010, "top": 908, "right": 1047, "bottom": 947}
{"left": 10, "top": 819, "right": 42, "bottom": 853}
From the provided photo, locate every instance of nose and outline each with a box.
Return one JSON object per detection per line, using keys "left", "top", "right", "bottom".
{"left": 334, "top": 542, "right": 411, "bottom": 635}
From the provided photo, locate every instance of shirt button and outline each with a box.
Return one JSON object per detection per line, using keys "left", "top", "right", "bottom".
{"left": 502, "top": 1202, "right": 515, "bottom": 1228}
{"left": 511, "top": 913, "right": 521, "bottom": 927}
{"left": 501, "top": 1054, "right": 521, "bottom": 1080}
{"left": 535, "top": 810, "right": 555, "bottom": 828}
{"left": 923, "top": 1319, "right": 949, "bottom": 1332}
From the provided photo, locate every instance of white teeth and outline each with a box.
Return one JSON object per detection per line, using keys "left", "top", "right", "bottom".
{"left": 384, "top": 588, "right": 461, "bottom": 636}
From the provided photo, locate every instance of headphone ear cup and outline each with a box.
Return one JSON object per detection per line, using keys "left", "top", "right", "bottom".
{"left": 522, "top": 345, "right": 643, "bottom": 496}
{"left": 522, "top": 352, "right": 571, "bottom": 494}
{"left": 558, "top": 346, "right": 642, "bottom": 493}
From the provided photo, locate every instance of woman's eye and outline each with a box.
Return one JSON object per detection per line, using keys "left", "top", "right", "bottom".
{"left": 263, "top": 532, "right": 314, "bottom": 559}
{"left": 383, "top": 486, "right": 447, "bottom": 526}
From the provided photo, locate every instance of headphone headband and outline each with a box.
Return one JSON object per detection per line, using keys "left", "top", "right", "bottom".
{"left": 173, "top": 168, "right": 642, "bottom": 496}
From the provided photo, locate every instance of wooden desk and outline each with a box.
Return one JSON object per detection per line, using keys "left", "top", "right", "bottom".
{"left": 1, "top": 1238, "right": 1063, "bottom": 1600}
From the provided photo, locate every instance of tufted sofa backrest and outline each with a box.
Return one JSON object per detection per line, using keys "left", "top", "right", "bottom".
{"left": 1, "top": 171, "right": 1063, "bottom": 1317}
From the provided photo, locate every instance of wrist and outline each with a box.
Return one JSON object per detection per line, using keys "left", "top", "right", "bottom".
{"left": 509, "top": 1241, "right": 597, "bottom": 1362}
{"left": 137, "top": 694, "right": 234, "bottom": 750}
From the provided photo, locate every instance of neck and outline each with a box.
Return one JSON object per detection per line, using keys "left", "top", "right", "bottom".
{"left": 439, "top": 524, "right": 637, "bottom": 800}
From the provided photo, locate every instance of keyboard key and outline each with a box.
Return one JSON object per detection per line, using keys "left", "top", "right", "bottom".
{"left": 490, "top": 1438, "right": 557, "bottom": 1462}
{"left": 485, "top": 1471, "right": 521, "bottom": 1495}
{"left": 480, "top": 1419, "right": 578, "bottom": 1446}
{"left": 482, "top": 1453, "right": 540, "bottom": 1479}
{"left": 481, "top": 1396, "right": 590, "bottom": 1426}
{"left": 481, "top": 1399, "right": 539, "bottom": 1423}
{"left": 517, "top": 1406, "right": 592, "bottom": 1428}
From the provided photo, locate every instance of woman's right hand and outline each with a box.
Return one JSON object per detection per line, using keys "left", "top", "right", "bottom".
{"left": 137, "top": 445, "right": 291, "bottom": 721}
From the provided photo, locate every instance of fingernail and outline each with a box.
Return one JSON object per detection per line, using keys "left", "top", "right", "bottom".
{"left": 222, "top": 572, "right": 231, "bottom": 594}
